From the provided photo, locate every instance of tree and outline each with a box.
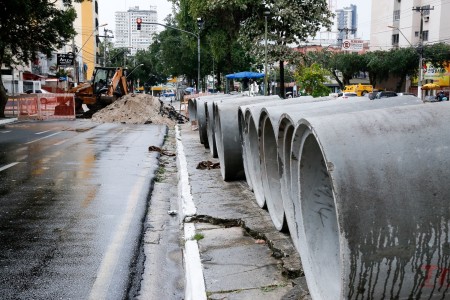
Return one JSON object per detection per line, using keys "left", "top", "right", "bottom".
{"left": 386, "top": 47, "right": 418, "bottom": 92}
{"left": 294, "top": 63, "right": 330, "bottom": 97}
{"left": 175, "top": 0, "right": 257, "bottom": 90}
{"left": 0, "top": 0, "right": 81, "bottom": 117}
{"left": 240, "top": 0, "right": 333, "bottom": 98}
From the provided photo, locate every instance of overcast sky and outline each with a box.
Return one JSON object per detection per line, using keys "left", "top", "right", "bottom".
{"left": 98, "top": 0, "right": 370, "bottom": 40}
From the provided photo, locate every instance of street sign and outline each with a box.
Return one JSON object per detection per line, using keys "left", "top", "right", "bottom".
{"left": 341, "top": 39, "right": 364, "bottom": 52}
{"left": 57, "top": 52, "right": 75, "bottom": 66}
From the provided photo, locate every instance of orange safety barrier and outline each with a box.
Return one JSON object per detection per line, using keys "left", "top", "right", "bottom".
{"left": 18, "top": 93, "right": 75, "bottom": 120}
{"left": 5, "top": 97, "right": 19, "bottom": 117}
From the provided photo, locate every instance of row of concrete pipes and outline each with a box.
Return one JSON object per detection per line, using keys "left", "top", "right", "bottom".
{"left": 187, "top": 93, "right": 450, "bottom": 299}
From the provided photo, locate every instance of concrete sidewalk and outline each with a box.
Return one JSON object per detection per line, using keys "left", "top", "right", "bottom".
{"left": 177, "top": 123, "right": 310, "bottom": 299}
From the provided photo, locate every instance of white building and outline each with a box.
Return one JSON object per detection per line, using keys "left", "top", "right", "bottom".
{"left": 115, "top": 6, "right": 158, "bottom": 55}
{"left": 309, "top": 2, "right": 359, "bottom": 47}
{"left": 370, "top": 0, "right": 450, "bottom": 50}
{"left": 335, "top": 5, "right": 358, "bottom": 44}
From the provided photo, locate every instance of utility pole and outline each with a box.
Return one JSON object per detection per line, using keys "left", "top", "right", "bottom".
{"left": 98, "top": 28, "right": 114, "bottom": 67}
{"left": 413, "top": 5, "right": 434, "bottom": 99}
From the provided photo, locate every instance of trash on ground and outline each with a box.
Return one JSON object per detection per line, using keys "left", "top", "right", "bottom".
{"left": 196, "top": 161, "right": 220, "bottom": 170}
{"left": 148, "top": 145, "right": 176, "bottom": 156}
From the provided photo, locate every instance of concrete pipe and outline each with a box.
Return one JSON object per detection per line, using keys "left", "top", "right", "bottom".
{"left": 196, "top": 94, "right": 230, "bottom": 147}
{"left": 206, "top": 94, "right": 245, "bottom": 158}
{"left": 188, "top": 98, "right": 197, "bottom": 121}
{"left": 257, "top": 97, "right": 334, "bottom": 230}
{"left": 238, "top": 97, "right": 316, "bottom": 208}
{"left": 292, "top": 101, "right": 450, "bottom": 299}
{"left": 284, "top": 96, "right": 422, "bottom": 252}
{"left": 213, "top": 95, "right": 279, "bottom": 181}
{"left": 237, "top": 97, "right": 295, "bottom": 203}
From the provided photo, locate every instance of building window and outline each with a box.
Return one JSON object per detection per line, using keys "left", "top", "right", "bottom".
{"left": 392, "top": 34, "right": 399, "bottom": 45}
{"left": 415, "top": 31, "right": 419, "bottom": 37}
{"left": 393, "top": 10, "right": 400, "bottom": 21}
{"left": 422, "top": 30, "right": 429, "bottom": 41}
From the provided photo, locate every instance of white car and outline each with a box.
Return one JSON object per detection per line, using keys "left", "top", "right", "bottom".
{"left": 24, "top": 89, "right": 51, "bottom": 94}
{"left": 337, "top": 92, "right": 358, "bottom": 100}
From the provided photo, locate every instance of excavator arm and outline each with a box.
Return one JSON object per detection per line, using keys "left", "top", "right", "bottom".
{"left": 107, "top": 68, "right": 129, "bottom": 96}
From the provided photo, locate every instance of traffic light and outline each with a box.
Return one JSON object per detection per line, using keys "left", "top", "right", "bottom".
{"left": 136, "top": 18, "right": 142, "bottom": 30}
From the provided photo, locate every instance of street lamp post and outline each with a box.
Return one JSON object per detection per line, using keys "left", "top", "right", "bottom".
{"left": 263, "top": 10, "right": 270, "bottom": 96}
{"left": 197, "top": 18, "right": 204, "bottom": 94}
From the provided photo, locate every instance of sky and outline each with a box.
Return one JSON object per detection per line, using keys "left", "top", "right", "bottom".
{"left": 98, "top": 0, "right": 370, "bottom": 40}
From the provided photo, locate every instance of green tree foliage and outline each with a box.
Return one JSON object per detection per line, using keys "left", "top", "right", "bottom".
{"left": 386, "top": 47, "right": 418, "bottom": 92}
{"left": 172, "top": 0, "right": 256, "bottom": 90}
{"left": 294, "top": 63, "right": 330, "bottom": 97}
{"left": 0, "top": 0, "right": 80, "bottom": 117}
{"left": 240, "top": 0, "right": 333, "bottom": 98}
{"left": 363, "top": 50, "right": 390, "bottom": 87}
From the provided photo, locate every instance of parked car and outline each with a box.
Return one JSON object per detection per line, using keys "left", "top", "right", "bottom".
{"left": 398, "top": 92, "right": 416, "bottom": 97}
{"left": 162, "top": 90, "right": 176, "bottom": 97}
{"left": 337, "top": 92, "right": 358, "bottom": 100}
{"left": 24, "top": 89, "right": 51, "bottom": 94}
{"left": 371, "top": 91, "right": 398, "bottom": 100}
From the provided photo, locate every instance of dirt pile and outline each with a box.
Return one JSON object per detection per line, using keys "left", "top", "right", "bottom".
{"left": 91, "top": 93, "right": 177, "bottom": 126}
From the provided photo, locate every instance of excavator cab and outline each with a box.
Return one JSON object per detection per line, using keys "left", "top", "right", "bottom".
{"left": 72, "top": 67, "right": 129, "bottom": 115}
{"left": 92, "top": 67, "right": 128, "bottom": 97}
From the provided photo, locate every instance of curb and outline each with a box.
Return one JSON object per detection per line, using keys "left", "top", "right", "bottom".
{"left": 175, "top": 125, "right": 207, "bottom": 300}
{"left": 0, "top": 118, "right": 17, "bottom": 125}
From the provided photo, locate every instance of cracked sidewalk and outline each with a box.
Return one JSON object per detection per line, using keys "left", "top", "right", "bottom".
{"left": 179, "top": 123, "right": 310, "bottom": 299}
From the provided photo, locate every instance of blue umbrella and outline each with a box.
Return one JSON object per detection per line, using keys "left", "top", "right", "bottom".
{"left": 225, "top": 71, "right": 265, "bottom": 79}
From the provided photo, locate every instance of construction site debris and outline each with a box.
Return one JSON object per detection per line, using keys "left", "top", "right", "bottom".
{"left": 91, "top": 93, "right": 178, "bottom": 126}
{"left": 196, "top": 161, "right": 220, "bottom": 170}
{"left": 148, "top": 145, "right": 176, "bottom": 156}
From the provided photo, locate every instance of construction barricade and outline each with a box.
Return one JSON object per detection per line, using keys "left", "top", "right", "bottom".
{"left": 18, "top": 93, "right": 75, "bottom": 120}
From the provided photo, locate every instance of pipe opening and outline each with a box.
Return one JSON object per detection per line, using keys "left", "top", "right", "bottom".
{"left": 262, "top": 116, "right": 286, "bottom": 231}
{"left": 299, "top": 132, "right": 340, "bottom": 299}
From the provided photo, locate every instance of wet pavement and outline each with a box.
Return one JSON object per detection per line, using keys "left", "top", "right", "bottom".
{"left": 0, "top": 115, "right": 309, "bottom": 299}
{"left": 0, "top": 119, "right": 166, "bottom": 300}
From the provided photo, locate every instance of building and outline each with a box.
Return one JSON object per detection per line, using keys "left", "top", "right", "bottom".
{"left": 114, "top": 6, "right": 158, "bottom": 55}
{"left": 308, "top": 2, "right": 359, "bottom": 47}
{"left": 72, "top": 0, "right": 102, "bottom": 82}
{"left": 335, "top": 4, "right": 358, "bottom": 44}
{"left": 2, "top": 0, "right": 102, "bottom": 94}
{"left": 46, "top": 0, "right": 101, "bottom": 82}
{"left": 370, "top": 0, "right": 450, "bottom": 94}
{"left": 371, "top": 0, "right": 450, "bottom": 50}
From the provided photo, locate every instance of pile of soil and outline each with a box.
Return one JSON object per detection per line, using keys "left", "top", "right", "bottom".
{"left": 91, "top": 93, "right": 177, "bottom": 126}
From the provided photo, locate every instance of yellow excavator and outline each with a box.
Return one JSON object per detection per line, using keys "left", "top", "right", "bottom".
{"left": 69, "top": 67, "right": 129, "bottom": 115}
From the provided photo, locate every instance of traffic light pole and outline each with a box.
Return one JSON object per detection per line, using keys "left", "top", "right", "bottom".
{"left": 136, "top": 20, "right": 202, "bottom": 94}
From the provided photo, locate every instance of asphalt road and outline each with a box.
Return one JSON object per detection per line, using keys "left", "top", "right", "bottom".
{"left": 0, "top": 120, "right": 166, "bottom": 299}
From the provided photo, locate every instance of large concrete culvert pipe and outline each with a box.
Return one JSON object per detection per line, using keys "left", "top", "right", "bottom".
{"left": 205, "top": 94, "right": 246, "bottom": 158}
{"left": 187, "top": 98, "right": 197, "bottom": 121}
{"left": 293, "top": 102, "right": 450, "bottom": 300}
{"left": 195, "top": 95, "right": 229, "bottom": 147}
{"left": 213, "top": 95, "right": 279, "bottom": 181}
{"left": 278, "top": 96, "right": 422, "bottom": 252}
{"left": 237, "top": 97, "right": 299, "bottom": 204}
{"left": 257, "top": 97, "right": 332, "bottom": 231}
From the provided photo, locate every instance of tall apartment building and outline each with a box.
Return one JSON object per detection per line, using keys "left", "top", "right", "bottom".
{"left": 370, "top": 0, "right": 450, "bottom": 50}
{"left": 335, "top": 5, "right": 358, "bottom": 43}
{"left": 71, "top": 0, "right": 101, "bottom": 82}
{"left": 115, "top": 6, "right": 158, "bottom": 56}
